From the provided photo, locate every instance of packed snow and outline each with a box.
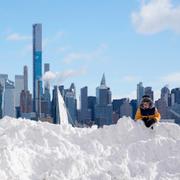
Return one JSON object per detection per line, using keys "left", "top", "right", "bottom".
{"left": 0, "top": 117, "right": 180, "bottom": 180}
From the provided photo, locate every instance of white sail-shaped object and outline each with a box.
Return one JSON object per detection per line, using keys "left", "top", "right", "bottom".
{"left": 57, "top": 87, "right": 69, "bottom": 125}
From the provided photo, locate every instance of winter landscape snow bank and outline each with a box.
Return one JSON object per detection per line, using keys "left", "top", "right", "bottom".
{"left": 0, "top": 117, "right": 180, "bottom": 180}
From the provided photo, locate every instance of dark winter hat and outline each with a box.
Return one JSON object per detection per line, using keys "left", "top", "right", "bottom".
{"left": 140, "top": 96, "right": 153, "bottom": 108}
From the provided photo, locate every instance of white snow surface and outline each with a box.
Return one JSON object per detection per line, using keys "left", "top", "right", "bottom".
{"left": 0, "top": 117, "right": 180, "bottom": 180}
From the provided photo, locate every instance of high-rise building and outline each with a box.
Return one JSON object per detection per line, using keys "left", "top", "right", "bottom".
{"left": 95, "top": 74, "right": 112, "bottom": 127}
{"left": 0, "top": 74, "right": 8, "bottom": 118}
{"left": 15, "top": 75, "right": 24, "bottom": 107}
{"left": 144, "top": 87, "right": 154, "bottom": 101}
{"left": 20, "top": 90, "right": 32, "bottom": 113}
{"left": 161, "top": 86, "right": 170, "bottom": 106}
{"left": 44, "top": 63, "right": 50, "bottom": 92}
{"left": 3, "top": 80, "right": 15, "bottom": 117}
{"left": 112, "top": 98, "right": 127, "bottom": 118}
{"left": 0, "top": 83, "right": 3, "bottom": 118}
{"left": 171, "top": 88, "right": 180, "bottom": 104}
{"left": 155, "top": 98, "right": 169, "bottom": 119}
{"left": 88, "top": 96, "right": 96, "bottom": 122}
{"left": 51, "top": 84, "right": 77, "bottom": 125}
{"left": 79, "top": 87, "right": 91, "bottom": 124}
{"left": 0, "top": 74, "right": 8, "bottom": 88}
{"left": 65, "top": 91, "right": 77, "bottom": 125}
{"left": 20, "top": 66, "right": 33, "bottom": 118}
{"left": 33, "top": 23, "right": 42, "bottom": 113}
{"left": 130, "top": 99, "right": 137, "bottom": 119}
{"left": 51, "top": 86, "right": 60, "bottom": 124}
{"left": 137, "top": 82, "right": 144, "bottom": 106}
{"left": 24, "top": 66, "right": 28, "bottom": 91}
{"left": 42, "top": 63, "right": 51, "bottom": 115}
{"left": 65, "top": 83, "right": 77, "bottom": 125}
{"left": 120, "top": 99, "right": 132, "bottom": 118}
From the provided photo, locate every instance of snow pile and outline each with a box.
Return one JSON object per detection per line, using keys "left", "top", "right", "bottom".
{"left": 0, "top": 117, "right": 180, "bottom": 180}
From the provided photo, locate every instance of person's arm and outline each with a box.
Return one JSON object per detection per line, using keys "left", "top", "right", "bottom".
{"left": 135, "top": 108, "right": 142, "bottom": 121}
{"left": 154, "top": 108, "right": 161, "bottom": 121}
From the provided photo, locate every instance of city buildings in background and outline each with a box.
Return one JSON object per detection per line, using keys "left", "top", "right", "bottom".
{"left": 0, "top": 23, "right": 180, "bottom": 127}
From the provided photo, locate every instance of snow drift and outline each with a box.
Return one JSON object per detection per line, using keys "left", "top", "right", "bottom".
{"left": 0, "top": 117, "right": 180, "bottom": 180}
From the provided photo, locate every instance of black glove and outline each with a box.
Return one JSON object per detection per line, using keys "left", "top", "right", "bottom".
{"left": 142, "top": 117, "right": 149, "bottom": 123}
{"left": 144, "top": 119, "right": 156, "bottom": 128}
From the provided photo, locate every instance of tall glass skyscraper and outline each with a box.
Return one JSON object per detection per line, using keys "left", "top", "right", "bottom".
{"left": 137, "top": 82, "right": 144, "bottom": 106}
{"left": 95, "top": 74, "right": 112, "bottom": 127}
{"left": 33, "top": 24, "right": 42, "bottom": 113}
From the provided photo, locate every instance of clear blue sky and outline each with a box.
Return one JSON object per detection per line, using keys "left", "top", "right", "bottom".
{"left": 0, "top": 0, "right": 180, "bottom": 100}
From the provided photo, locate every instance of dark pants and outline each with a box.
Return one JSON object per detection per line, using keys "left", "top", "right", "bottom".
{"left": 143, "top": 118, "right": 156, "bottom": 128}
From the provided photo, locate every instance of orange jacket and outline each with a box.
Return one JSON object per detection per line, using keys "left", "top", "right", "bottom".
{"left": 135, "top": 108, "right": 161, "bottom": 121}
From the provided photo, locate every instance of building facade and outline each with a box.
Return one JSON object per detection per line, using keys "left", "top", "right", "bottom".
{"left": 95, "top": 74, "right": 112, "bottom": 127}
{"left": 33, "top": 23, "right": 42, "bottom": 114}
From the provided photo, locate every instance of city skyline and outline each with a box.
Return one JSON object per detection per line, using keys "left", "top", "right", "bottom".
{"left": 0, "top": 0, "right": 180, "bottom": 100}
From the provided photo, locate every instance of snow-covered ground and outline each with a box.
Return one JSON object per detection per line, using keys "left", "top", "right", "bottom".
{"left": 0, "top": 117, "right": 180, "bottom": 180}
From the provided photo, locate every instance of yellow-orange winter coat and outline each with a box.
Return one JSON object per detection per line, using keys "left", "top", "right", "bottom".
{"left": 135, "top": 107, "right": 161, "bottom": 121}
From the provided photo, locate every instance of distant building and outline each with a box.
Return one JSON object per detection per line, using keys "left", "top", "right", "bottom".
{"left": 24, "top": 66, "right": 28, "bottom": 91}
{"left": 0, "top": 83, "right": 3, "bottom": 118}
{"left": 95, "top": 74, "right": 112, "bottom": 127}
{"left": 3, "top": 80, "right": 15, "bottom": 117}
{"left": 15, "top": 75, "right": 24, "bottom": 107}
{"left": 43, "top": 63, "right": 51, "bottom": 115}
{"left": 112, "top": 112, "right": 119, "bottom": 124}
{"left": 65, "top": 84, "right": 77, "bottom": 125}
{"left": 112, "top": 98, "right": 127, "bottom": 118}
{"left": 51, "top": 86, "right": 60, "bottom": 124}
{"left": 0, "top": 74, "right": 8, "bottom": 88}
{"left": 79, "top": 87, "right": 91, "bottom": 124}
{"left": 155, "top": 98, "right": 170, "bottom": 119}
{"left": 20, "top": 90, "right": 32, "bottom": 114}
{"left": 171, "top": 88, "right": 180, "bottom": 105}
{"left": 130, "top": 99, "right": 137, "bottom": 119}
{"left": 137, "top": 82, "right": 144, "bottom": 106}
{"left": 33, "top": 23, "right": 42, "bottom": 113}
{"left": 161, "top": 86, "right": 170, "bottom": 106}
{"left": 65, "top": 92, "right": 77, "bottom": 125}
{"left": 144, "top": 87, "right": 154, "bottom": 101}
{"left": 88, "top": 96, "right": 96, "bottom": 122}
{"left": 0, "top": 74, "right": 9, "bottom": 118}
{"left": 120, "top": 99, "right": 132, "bottom": 118}
{"left": 19, "top": 66, "right": 33, "bottom": 118}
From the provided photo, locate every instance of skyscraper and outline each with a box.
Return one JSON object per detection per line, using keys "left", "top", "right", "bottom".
{"left": 33, "top": 23, "right": 42, "bottom": 114}
{"left": 95, "top": 74, "right": 112, "bottom": 127}
{"left": 130, "top": 99, "right": 137, "bottom": 119}
{"left": 65, "top": 83, "right": 77, "bottom": 125}
{"left": 80, "top": 86, "right": 91, "bottom": 124}
{"left": 120, "top": 99, "right": 132, "bottom": 118}
{"left": 44, "top": 63, "right": 50, "bottom": 92}
{"left": 51, "top": 86, "right": 60, "bottom": 124}
{"left": 20, "top": 90, "right": 32, "bottom": 114}
{"left": 24, "top": 65, "right": 28, "bottom": 91}
{"left": 4, "top": 80, "right": 15, "bottom": 117}
{"left": 0, "top": 83, "right": 3, "bottom": 118}
{"left": 144, "top": 87, "right": 154, "bottom": 101}
{"left": 161, "top": 86, "right": 170, "bottom": 106}
{"left": 88, "top": 96, "right": 96, "bottom": 122}
{"left": 137, "top": 82, "right": 144, "bottom": 106}
{"left": 15, "top": 75, "right": 24, "bottom": 107}
{"left": 42, "top": 63, "right": 51, "bottom": 115}
{"left": 171, "top": 88, "right": 180, "bottom": 104}
{"left": 20, "top": 66, "right": 33, "bottom": 118}
{"left": 0, "top": 74, "right": 8, "bottom": 118}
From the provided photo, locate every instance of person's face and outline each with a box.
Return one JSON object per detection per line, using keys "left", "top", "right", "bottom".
{"left": 143, "top": 102, "right": 150, "bottom": 109}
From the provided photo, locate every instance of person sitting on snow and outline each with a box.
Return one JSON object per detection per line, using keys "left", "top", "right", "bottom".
{"left": 135, "top": 95, "right": 161, "bottom": 128}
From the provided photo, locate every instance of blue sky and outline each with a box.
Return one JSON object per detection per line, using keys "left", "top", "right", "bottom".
{"left": 0, "top": 0, "right": 180, "bottom": 100}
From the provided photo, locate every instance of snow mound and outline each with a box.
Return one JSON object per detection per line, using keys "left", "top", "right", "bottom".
{"left": 0, "top": 117, "right": 180, "bottom": 180}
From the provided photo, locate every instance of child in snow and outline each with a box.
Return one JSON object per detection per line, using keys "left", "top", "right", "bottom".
{"left": 135, "top": 95, "right": 161, "bottom": 128}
